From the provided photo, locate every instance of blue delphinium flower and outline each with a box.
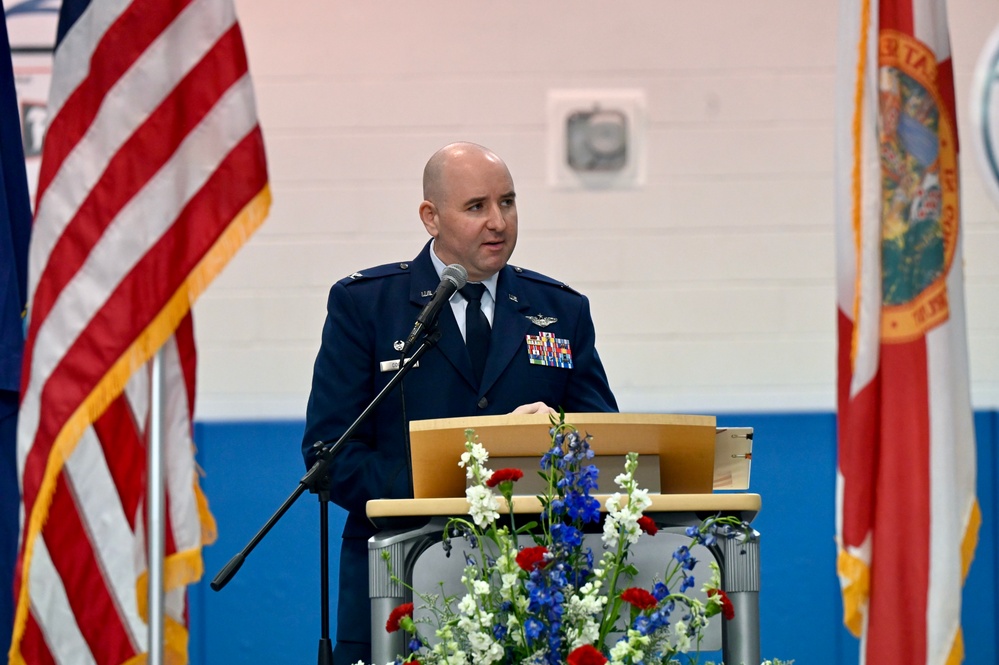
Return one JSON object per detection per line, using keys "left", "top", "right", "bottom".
{"left": 524, "top": 617, "right": 544, "bottom": 642}
{"left": 578, "top": 463, "right": 600, "bottom": 491}
{"left": 550, "top": 522, "right": 583, "bottom": 549}
{"left": 546, "top": 622, "right": 563, "bottom": 665}
{"left": 565, "top": 491, "right": 601, "bottom": 523}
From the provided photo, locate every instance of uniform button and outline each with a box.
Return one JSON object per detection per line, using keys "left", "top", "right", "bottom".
{"left": 399, "top": 262, "right": 409, "bottom": 269}
{"left": 477, "top": 397, "right": 488, "bottom": 409}
{"left": 513, "top": 266, "right": 523, "bottom": 273}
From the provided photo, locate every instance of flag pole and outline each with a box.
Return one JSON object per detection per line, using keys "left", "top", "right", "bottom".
{"left": 148, "top": 348, "right": 166, "bottom": 665}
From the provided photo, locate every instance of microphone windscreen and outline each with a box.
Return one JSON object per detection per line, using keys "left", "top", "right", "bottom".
{"left": 442, "top": 264, "right": 468, "bottom": 289}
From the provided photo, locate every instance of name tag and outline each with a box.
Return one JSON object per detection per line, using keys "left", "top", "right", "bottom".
{"left": 379, "top": 358, "right": 419, "bottom": 373}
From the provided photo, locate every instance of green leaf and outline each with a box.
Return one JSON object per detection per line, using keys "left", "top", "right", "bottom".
{"left": 515, "top": 521, "right": 539, "bottom": 534}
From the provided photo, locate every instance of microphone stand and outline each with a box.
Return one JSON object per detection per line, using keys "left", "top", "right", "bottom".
{"left": 210, "top": 328, "right": 443, "bottom": 665}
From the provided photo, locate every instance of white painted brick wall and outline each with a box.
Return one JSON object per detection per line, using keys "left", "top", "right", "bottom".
{"left": 193, "top": 0, "right": 999, "bottom": 419}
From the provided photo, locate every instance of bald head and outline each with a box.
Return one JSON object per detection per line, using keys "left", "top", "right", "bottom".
{"left": 422, "top": 142, "right": 509, "bottom": 206}
{"left": 418, "top": 142, "right": 518, "bottom": 281}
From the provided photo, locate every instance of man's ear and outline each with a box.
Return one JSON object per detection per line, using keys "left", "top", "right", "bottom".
{"left": 419, "top": 200, "right": 438, "bottom": 237}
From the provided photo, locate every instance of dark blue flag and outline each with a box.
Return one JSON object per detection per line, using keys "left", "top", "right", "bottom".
{"left": 1, "top": 7, "right": 33, "bottom": 659}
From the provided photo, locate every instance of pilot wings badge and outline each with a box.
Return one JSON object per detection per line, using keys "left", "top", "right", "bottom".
{"left": 526, "top": 314, "right": 558, "bottom": 328}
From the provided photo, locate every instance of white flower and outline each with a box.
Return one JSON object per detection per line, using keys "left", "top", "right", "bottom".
{"left": 630, "top": 487, "right": 652, "bottom": 511}
{"left": 609, "top": 639, "right": 631, "bottom": 663}
{"left": 468, "top": 629, "right": 493, "bottom": 651}
{"left": 465, "top": 484, "right": 500, "bottom": 527}
{"left": 612, "top": 630, "right": 649, "bottom": 662}
{"left": 500, "top": 572, "right": 519, "bottom": 595}
{"left": 701, "top": 560, "right": 722, "bottom": 593}
{"left": 603, "top": 502, "right": 642, "bottom": 548}
{"left": 458, "top": 451, "right": 477, "bottom": 479}
{"left": 466, "top": 441, "right": 489, "bottom": 464}
{"left": 674, "top": 620, "right": 691, "bottom": 652}
{"left": 483, "top": 641, "right": 504, "bottom": 663}
{"left": 457, "top": 593, "right": 477, "bottom": 616}
{"left": 563, "top": 587, "right": 604, "bottom": 649}
{"left": 459, "top": 441, "right": 491, "bottom": 479}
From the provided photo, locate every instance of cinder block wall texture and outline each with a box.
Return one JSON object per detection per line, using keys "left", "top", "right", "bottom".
{"left": 193, "top": 0, "right": 999, "bottom": 420}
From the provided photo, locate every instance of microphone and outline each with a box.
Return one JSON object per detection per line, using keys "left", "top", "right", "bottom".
{"left": 400, "top": 263, "right": 467, "bottom": 357}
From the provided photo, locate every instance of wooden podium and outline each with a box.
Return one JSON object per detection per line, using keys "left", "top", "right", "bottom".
{"left": 409, "top": 412, "right": 718, "bottom": 496}
{"left": 366, "top": 413, "right": 761, "bottom": 665}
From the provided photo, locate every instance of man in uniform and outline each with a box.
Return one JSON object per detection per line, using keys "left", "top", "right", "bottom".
{"left": 301, "top": 142, "right": 617, "bottom": 663}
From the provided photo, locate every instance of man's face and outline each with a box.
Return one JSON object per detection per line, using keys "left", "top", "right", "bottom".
{"left": 421, "top": 150, "right": 518, "bottom": 282}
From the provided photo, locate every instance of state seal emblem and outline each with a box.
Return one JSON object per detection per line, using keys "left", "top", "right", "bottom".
{"left": 877, "top": 31, "right": 959, "bottom": 342}
{"left": 970, "top": 19, "right": 999, "bottom": 212}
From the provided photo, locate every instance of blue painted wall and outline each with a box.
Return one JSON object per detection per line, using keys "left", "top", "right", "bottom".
{"left": 190, "top": 412, "right": 998, "bottom": 664}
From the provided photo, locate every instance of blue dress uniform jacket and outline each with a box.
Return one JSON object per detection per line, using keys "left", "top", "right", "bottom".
{"left": 301, "top": 241, "right": 617, "bottom": 663}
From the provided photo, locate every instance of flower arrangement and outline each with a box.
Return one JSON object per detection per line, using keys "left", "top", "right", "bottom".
{"left": 374, "top": 415, "right": 774, "bottom": 665}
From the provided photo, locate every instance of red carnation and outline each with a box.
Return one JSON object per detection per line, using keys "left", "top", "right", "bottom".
{"left": 567, "top": 644, "right": 608, "bottom": 665}
{"left": 516, "top": 545, "right": 549, "bottom": 572}
{"left": 708, "top": 588, "right": 736, "bottom": 620}
{"left": 620, "top": 587, "right": 658, "bottom": 611}
{"left": 637, "top": 515, "right": 658, "bottom": 536}
{"left": 386, "top": 602, "right": 414, "bottom": 633}
{"left": 486, "top": 467, "right": 524, "bottom": 488}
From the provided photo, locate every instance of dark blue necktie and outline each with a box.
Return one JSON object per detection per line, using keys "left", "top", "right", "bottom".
{"left": 460, "top": 283, "right": 491, "bottom": 384}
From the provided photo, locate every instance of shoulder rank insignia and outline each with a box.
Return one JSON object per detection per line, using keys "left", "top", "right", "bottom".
{"left": 526, "top": 314, "right": 557, "bottom": 328}
{"left": 348, "top": 271, "right": 363, "bottom": 279}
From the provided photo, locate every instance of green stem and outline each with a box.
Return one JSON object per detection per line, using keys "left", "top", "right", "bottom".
{"left": 597, "top": 534, "right": 630, "bottom": 647}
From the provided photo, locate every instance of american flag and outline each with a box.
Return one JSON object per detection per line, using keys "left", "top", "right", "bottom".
{"left": 10, "top": 0, "right": 270, "bottom": 662}
{"left": 835, "top": 0, "right": 979, "bottom": 663}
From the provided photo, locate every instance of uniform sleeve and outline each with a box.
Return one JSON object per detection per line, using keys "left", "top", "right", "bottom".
{"left": 300, "top": 282, "right": 411, "bottom": 515}
{"left": 563, "top": 294, "right": 618, "bottom": 413}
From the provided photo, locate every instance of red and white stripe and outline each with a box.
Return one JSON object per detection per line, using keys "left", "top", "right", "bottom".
{"left": 12, "top": 0, "right": 269, "bottom": 661}
{"left": 835, "top": 1, "right": 979, "bottom": 664}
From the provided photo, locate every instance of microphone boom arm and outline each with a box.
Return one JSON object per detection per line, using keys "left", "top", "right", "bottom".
{"left": 210, "top": 326, "right": 443, "bottom": 592}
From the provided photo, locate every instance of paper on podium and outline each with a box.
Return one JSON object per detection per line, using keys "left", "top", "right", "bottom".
{"left": 408, "top": 412, "right": 718, "bottom": 498}
{"left": 713, "top": 427, "right": 753, "bottom": 490}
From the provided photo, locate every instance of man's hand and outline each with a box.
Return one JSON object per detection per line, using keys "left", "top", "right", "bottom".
{"left": 511, "top": 402, "right": 557, "bottom": 415}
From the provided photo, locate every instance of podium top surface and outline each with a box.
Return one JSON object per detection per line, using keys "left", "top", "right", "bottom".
{"left": 367, "top": 493, "right": 761, "bottom": 523}
{"left": 409, "top": 412, "right": 715, "bottom": 432}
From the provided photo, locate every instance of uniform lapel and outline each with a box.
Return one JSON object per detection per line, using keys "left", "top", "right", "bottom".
{"left": 409, "top": 244, "right": 476, "bottom": 387}
{"left": 480, "top": 267, "right": 531, "bottom": 395}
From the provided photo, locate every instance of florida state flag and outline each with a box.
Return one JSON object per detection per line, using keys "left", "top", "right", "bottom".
{"left": 835, "top": 0, "right": 980, "bottom": 663}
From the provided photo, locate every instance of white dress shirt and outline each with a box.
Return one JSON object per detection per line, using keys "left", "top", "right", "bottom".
{"left": 429, "top": 240, "right": 497, "bottom": 342}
